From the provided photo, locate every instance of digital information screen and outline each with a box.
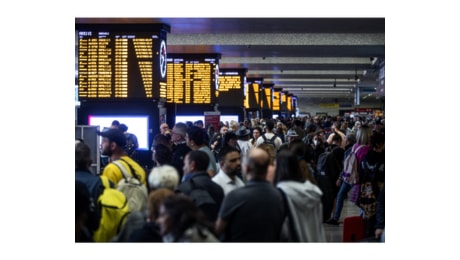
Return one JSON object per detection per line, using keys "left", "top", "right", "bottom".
{"left": 273, "top": 90, "right": 281, "bottom": 111}
{"left": 76, "top": 24, "right": 169, "bottom": 100}
{"left": 261, "top": 85, "right": 273, "bottom": 110}
{"left": 287, "top": 95, "right": 292, "bottom": 111}
{"left": 166, "top": 54, "right": 220, "bottom": 104}
{"left": 244, "top": 78, "right": 263, "bottom": 109}
{"left": 217, "top": 69, "right": 246, "bottom": 107}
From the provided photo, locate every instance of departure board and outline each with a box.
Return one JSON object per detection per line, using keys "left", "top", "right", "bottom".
{"left": 273, "top": 90, "right": 281, "bottom": 111}
{"left": 166, "top": 54, "right": 220, "bottom": 104}
{"left": 217, "top": 69, "right": 246, "bottom": 106}
{"left": 287, "top": 95, "right": 292, "bottom": 111}
{"left": 76, "top": 23, "right": 169, "bottom": 101}
{"left": 244, "top": 78, "right": 263, "bottom": 109}
{"left": 261, "top": 85, "right": 273, "bottom": 110}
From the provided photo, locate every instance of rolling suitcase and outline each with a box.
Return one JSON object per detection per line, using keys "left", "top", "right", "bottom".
{"left": 342, "top": 216, "right": 365, "bottom": 242}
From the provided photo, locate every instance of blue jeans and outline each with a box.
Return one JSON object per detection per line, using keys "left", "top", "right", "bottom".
{"left": 332, "top": 181, "right": 353, "bottom": 221}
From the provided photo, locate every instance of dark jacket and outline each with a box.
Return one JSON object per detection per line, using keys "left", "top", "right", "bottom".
{"left": 171, "top": 142, "right": 191, "bottom": 181}
{"left": 176, "top": 172, "right": 224, "bottom": 223}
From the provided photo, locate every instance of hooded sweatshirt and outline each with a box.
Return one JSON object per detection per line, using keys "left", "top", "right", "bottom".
{"left": 277, "top": 180, "right": 327, "bottom": 242}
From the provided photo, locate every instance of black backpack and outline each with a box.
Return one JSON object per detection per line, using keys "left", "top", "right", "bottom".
{"left": 316, "top": 147, "right": 342, "bottom": 178}
{"left": 185, "top": 178, "right": 218, "bottom": 222}
{"left": 261, "top": 134, "right": 277, "bottom": 148}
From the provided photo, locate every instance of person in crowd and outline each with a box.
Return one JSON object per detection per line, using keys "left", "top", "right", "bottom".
{"left": 185, "top": 126, "right": 217, "bottom": 177}
{"left": 256, "top": 119, "right": 283, "bottom": 151}
{"left": 194, "top": 120, "right": 210, "bottom": 145}
{"left": 75, "top": 181, "right": 95, "bottom": 242}
{"left": 344, "top": 132, "right": 356, "bottom": 152}
{"left": 212, "top": 146, "right": 245, "bottom": 195}
{"left": 257, "top": 143, "right": 277, "bottom": 185}
{"left": 156, "top": 194, "right": 219, "bottom": 242}
{"left": 170, "top": 122, "right": 192, "bottom": 181}
{"left": 229, "top": 120, "right": 239, "bottom": 133}
{"left": 292, "top": 119, "right": 306, "bottom": 140}
{"left": 319, "top": 134, "right": 344, "bottom": 223}
{"left": 326, "top": 125, "right": 372, "bottom": 225}
{"left": 374, "top": 184, "right": 385, "bottom": 242}
{"left": 152, "top": 143, "right": 173, "bottom": 166}
{"left": 249, "top": 126, "right": 262, "bottom": 148}
{"left": 326, "top": 121, "right": 347, "bottom": 149}
{"left": 209, "top": 124, "right": 229, "bottom": 161}
{"left": 177, "top": 150, "right": 224, "bottom": 223}
{"left": 289, "top": 139, "right": 317, "bottom": 185}
{"left": 278, "top": 129, "right": 300, "bottom": 152}
{"left": 373, "top": 118, "right": 385, "bottom": 134}
{"left": 75, "top": 141, "right": 104, "bottom": 210}
{"left": 110, "top": 120, "right": 120, "bottom": 129}
{"left": 221, "top": 132, "right": 240, "bottom": 154}
{"left": 275, "top": 121, "right": 287, "bottom": 143}
{"left": 206, "top": 124, "right": 216, "bottom": 141}
{"left": 351, "top": 120, "right": 362, "bottom": 134}
{"left": 305, "top": 129, "right": 327, "bottom": 174}
{"left": 160, "top": 123, "right": 172, "bottom": 137}
{"left": 235, "top": 126, "right": 252, "bottom": 161}
{"left": 359, "top": 131, "right": 385, "bottom": 237}
{"left": 151, "top": 133, "right": 172, "bottom": 157}
{"left": 97, "top": 128, "right": 147, "bottom": 186}
{"left": 340, "top": 120, "right": 352, "bottom": 136}
{"left": 118, "top": 123, "right": 139, "bottom": 158}
{"left": 275, "top": 149, "right": 327, "bottom": 242}
{"left": 215, "top": 148, "right": 284, "bottom": 242}
{"left": 127, "top": 188, "right": 175, "bottom": 242}
{"left": 148, "top": 164, "right": 180, "bottom": 191}
{"left": 75, "top": 141, "right": 102, "bottom": 236}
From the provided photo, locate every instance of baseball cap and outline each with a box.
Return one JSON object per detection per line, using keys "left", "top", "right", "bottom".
{"left": 97, "top": 128, "right": 126, "bottom": 147}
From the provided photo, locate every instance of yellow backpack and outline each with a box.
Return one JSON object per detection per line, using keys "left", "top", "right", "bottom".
{"left": 92, "top": 176, "right": 130, "bottom": 242}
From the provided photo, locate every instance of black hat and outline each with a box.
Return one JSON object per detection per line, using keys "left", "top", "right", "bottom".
{"left": 97, "top": 128, "right": 126, "bottom": 147}
{"left": 236, "top": 126, "right": 251, "bottom": 137}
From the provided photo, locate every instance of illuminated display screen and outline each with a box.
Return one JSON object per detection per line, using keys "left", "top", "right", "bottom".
{"left": 273, "top": 90, "right": 280, "bottom": 111}
{"left": 245, "top": 83, "right": 260, "bottom": 109}
{"left": 76, "top": 24, "right": 169, "bottom": 100}
{"left": 217, "top": 69, "right": 246, "bottom": 107}
{"left": 243, "top": 83, "right": 249, "bottom": 109}
{"left": 287, "top": 95, "right": 292, "bottom": 111}
{"left": 262, "top": 87, "right": 272, "bottom": 109}
{"left": 88, "top": 115, "right": 150, "bottom": 149}
{"left": 166, "top": 54, "right": 220, "bottom": 104}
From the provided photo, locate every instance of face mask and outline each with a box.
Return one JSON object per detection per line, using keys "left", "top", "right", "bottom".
{"left": 313, "top": 140, "right": 318, "bottom": 146}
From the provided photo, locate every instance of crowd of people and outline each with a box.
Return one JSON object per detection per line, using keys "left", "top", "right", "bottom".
{"left": 75, "top": 115, "right": 385, "bottom": 243}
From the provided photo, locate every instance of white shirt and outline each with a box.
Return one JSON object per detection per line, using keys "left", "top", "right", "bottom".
{"left": 212, "top": 169, "right": 245, "bottom": 195}
{"left": 255, "top": 133, "right": 283, "bottom": 150}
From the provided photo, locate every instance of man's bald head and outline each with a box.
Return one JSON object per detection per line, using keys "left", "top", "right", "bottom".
{"left": 245, "top": 148, "right": 270, "bottom": 179}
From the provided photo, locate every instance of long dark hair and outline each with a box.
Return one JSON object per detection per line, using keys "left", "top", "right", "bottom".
{"left": 275, "top": 149, "right": 305, "bottom": 184}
